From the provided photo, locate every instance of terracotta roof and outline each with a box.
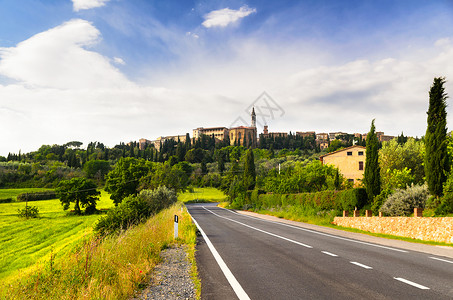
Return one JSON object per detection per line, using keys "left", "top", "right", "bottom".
{"left": 319, "top": 145, "right": 366, "bottom": 159}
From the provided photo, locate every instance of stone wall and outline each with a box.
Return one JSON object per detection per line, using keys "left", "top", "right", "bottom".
{"left": 333, "top": 216, "right": 453, "bottom": 244}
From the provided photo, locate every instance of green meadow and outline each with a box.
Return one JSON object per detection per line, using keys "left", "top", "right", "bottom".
{"left": 0, "top": 187, "right": 225, "bottom": 290}
{"left": 0, "top": 189, "right": 114, "bottom": 284}
{"left": 178, "top": 187, "right": 227, "bottom": 203}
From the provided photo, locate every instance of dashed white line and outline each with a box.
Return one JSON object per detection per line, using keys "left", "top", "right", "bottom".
{"left": 187, "top": 210, "right": 251, "bottom": 300}
{"left": 350, "top": 261, "right": 373, "bottom": 269}
{"left": 203, "top": 206, "right": 313, "bottom": 248}
{"left": 225, "top": 208, "right": 408, "bottom": 253}
{"left": 429, "top": 256, "right": 453, "bottom": 264}
{"left": 321, "top": 251, "right": 338, "bottom": 257}
{"left": 394, "top": 277, "right": 430, "bottom": 290}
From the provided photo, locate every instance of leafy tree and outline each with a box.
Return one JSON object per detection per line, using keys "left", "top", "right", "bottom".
{"left": 364, "top": 119, "right": 381, "bottom": 201}
{"left": 425, "top": 77, "right": 449, "bottom": 198}
{"left": 379, "top": 138, "right": 424, "bottom": 188}
{"left": 243, "top": 149, "right": 256, "bottom": 190}
{"left": 325, "top": 139, "right": 343, "bottom": 153}
{"left": 104, "top": 157, "right": 153, "bottom": 205}
{"left": 84, "top": 159, "right": 110, "bottom": 179}
{"left": 56, "top": 177, "right": 100, "bottom": 214}
{"left": 139, "top": 161, "right": 189, "bottom": 192}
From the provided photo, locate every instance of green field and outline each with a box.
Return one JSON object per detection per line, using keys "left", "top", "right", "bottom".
{"left": 0, "top": 187, "right": 225, "bottom": 286}
{"left": 0, "top": 189, "right": 114, "bottom": 283}
{"left": 0, "top": 188, "right": 54, "bottom": 201}
{"left": 178, "top": 187, "right": 227, "bottom": 203}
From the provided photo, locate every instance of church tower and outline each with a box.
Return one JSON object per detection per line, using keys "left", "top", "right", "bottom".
{"left": 251, "top": 107, "right": 256, "bottom": 128}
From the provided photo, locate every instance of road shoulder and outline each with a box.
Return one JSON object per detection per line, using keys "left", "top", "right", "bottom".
{"left": 235, "top": 210, "right": 453, "bottom": 259}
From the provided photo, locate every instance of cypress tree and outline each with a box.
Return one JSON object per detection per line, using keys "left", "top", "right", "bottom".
{"left": 243, "top": 149, "right": 256, "bottom": 190}
{"left": 425, "top": 77, "right": 449, "bottom": 198}
{"left": 364, "top": 119, "right": 381, "bottom": 201}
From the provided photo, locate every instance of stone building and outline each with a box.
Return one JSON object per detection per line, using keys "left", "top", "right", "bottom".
{"left": 261, "top": 125, "right": 288, "bottom": 139}
{"left": 193, "top": 127, "right": 229, "bottom": 141}
{"left": 229, "top": 107, "right": 257, "bottom": 147}
{"left": 319, "top": 145, "right": 366, "bottom": 186}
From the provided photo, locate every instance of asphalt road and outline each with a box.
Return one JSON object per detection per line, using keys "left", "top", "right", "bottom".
{"left": 186, "top": 203, "right": 453, "bottom": 300}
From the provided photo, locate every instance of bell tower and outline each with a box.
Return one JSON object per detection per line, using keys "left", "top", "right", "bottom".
{"left": 251, "top": 107, "right": 256, "bottom": 128}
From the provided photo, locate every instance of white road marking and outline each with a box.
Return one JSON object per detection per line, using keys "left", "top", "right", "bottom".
{"left": 394, "top": 277, "right": 430, "bottom": 290}
{"left": 429, "top": 256, "right": 453, "bottom": 264}
{"left": 187, "top": 210, "right": 251, "bottom": 300}
{"left": 350, "top": 261, "right": 373, "bottom": 269}
{"left": 321, "top": 251, "right": 338, "bottom": 257}
{"left": 203, "top": 206, "right": 313, "bottom": 248}
{"left": 225, "top": 208, "right": 408, "bottom": 253}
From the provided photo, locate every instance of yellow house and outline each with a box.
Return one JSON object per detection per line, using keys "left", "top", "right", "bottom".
{"left": 319, "top": 145, "right": 366, "bottom": 185}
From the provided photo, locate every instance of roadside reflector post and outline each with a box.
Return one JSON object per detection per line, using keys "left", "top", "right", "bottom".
{"left": 174, "top": 215, "right": 179, "bottom": 239}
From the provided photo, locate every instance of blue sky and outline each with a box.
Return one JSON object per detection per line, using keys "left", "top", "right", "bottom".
{"left": 1, "top": 0, "right": 453, "bottom": 155}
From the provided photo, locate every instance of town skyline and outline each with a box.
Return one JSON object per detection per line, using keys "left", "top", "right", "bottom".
{"left": 1, "top": 0, "right": 453, "bottom": 156}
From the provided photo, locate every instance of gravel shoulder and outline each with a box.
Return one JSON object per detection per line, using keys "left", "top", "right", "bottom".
{"left": 132, "top": 244, "right": 196, "bottom": 300}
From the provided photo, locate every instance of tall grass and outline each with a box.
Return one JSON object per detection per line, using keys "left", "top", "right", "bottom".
{"left": 2, "top": 202, "right": 198, "bottom": 300}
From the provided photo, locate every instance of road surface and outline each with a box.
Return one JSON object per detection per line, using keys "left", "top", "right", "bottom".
{"left": 186, "top": 203, "right": 453, "bottom": 300}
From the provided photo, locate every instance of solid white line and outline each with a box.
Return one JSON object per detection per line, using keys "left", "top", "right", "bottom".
{"left": 321, "top": 251, "right": 338, "bottom": 257}
{"left": 350, "top": 261, "right": 373, "bottom": 269}
{"left": 429, "top": 256, "right": 453, "bottom": 264}
{"left": 394, "top": 277, "right": 430, "bottom": 290}
{"left": 188, "top": 211, "right": 251, "bottom": 300}
{"left": 203, "top": 207, "right": 312, "bottom": 248}
{"left": 225, "top": 208, "right": 408, "bottom": 253}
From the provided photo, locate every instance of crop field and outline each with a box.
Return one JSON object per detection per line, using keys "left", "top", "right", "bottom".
{"left": 0, "top": 189, "right": 114, "bottom": 284}
{"left": 179, "top": 187, "right": 227, "bottom": 203}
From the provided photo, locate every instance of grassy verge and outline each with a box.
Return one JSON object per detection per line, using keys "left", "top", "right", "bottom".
{"left": 2, "top": 202, "right": 199, "bottom": 299}
{"left": 179, "top": 187, "right": 226, "bottom": 203}
{"left": 245, "top": 206, "right": 453, "bottom": 247}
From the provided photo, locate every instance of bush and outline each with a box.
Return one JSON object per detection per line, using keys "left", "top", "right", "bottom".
{"left": 380, "top": 184, "right": 429, "bottom": 216}
{"left": 94, "top": 186, "right": 177, "bottom": 235}
{"left": 435, "top": 195, "right": 453, "bottom": 215}
{"left": 0, "top": 198, "right": 13, "bottom": 203}
{"left": 17, "top": 191, "right": 56, "bottom": 202}
{"left": 17, "top": 204, "right": 39, "bottom": 218}
{"left": 371, "top": 189, "right": 393, "bottom": 214}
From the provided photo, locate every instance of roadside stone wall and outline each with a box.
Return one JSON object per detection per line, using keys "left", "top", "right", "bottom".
{"left": 333, "top": 216, "right": 453, "bottom": 244}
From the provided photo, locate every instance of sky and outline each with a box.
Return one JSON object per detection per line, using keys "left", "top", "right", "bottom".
{"left": 1, "top": 0, "right": 453, "bottom": 156}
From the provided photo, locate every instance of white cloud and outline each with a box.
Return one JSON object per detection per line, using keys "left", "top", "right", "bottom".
{"left": 113, "top": 57, "right": 126, "bottom": 65}
{"left": 0, "top": 19, "right": 132, "bottom": 89}
{"left": 202, "top": 5, "right": 256, "bottom": 28}
{"left": 186, "top": 32, "right": 199, "bottom": 39}
{"left": 1, "top": 16, "right": 453, "bottom": 157}
{"left": 72, "top": 0, "right": 110, "bottom": 12}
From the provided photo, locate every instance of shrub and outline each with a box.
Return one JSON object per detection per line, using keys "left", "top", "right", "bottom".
{"left": 0, "top": 198, "right": 13, "bottom": 203}
{"left": 17, "top": 204, "right": 39, "bottom": 218}
{"left": 380, "top": 184, "right": 429, "bottom": 216}
{"left": 17, "top": 191, "right": 56, "bottom": 202}
{"left": 371, "top": 188, "right": 393, "bottom": 214}
{"left": 435, "top": 195, "right": 453, "bottom": 215}
{"left": 94, "top": 186, "right": 177, "bottom": 235}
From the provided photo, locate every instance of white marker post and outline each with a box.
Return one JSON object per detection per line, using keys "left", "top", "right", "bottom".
{"left": 174, "top": 215, "right": 179, "bottom": 239}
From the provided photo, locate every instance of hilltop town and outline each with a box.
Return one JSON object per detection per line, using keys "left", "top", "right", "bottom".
{"left": 138, "top": 108, "right": 395, "bottom": 151}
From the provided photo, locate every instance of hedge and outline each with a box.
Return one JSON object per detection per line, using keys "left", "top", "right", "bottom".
{"left": 253, "top": 188, "right": 368, "bottom": 211}
{"left": 17, "top": 191, "right": 56, "bottom": 202}
{"left": 0, "top": 198, "right": 13, "bottom": 203}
